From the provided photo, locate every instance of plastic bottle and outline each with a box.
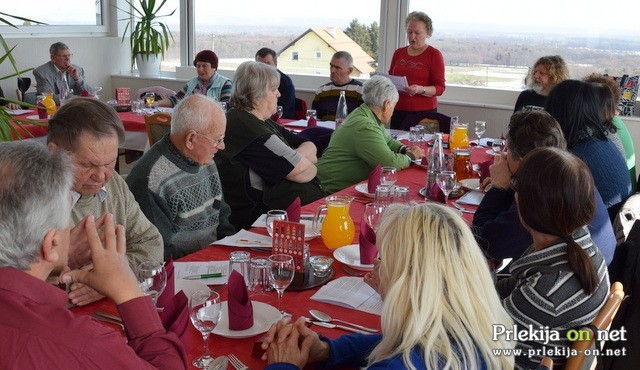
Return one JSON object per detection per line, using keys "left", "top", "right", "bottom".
{"left": 335, "top": 90, "right": 347, "bottom": 127}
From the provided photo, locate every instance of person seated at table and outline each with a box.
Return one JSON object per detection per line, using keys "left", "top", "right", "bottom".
{"left": 155, "top": 50, "right": 232, "bottom": 108}
{"left": 0, "top": 86, "right": 21, "bottom": 110}
{"left": 513, "top": 55, "right": 569, "bottom": 112}
{"left": 311, "top": 51, "right": 364, "bottom": 121}
{"left": 255, "top": 47, "right": 296, "bottom": 119}
{"left": 47, "top": 97, "right": 163, "bottom": 306}
{"left": 216, "top": 61, "right": 325, "bottom": 230}
{"left": 33, "top": 42, "right": 90, "bottom": 105}
{"left": 545, "top": 79, "right": 632, "bottom": 215}
{"left": 583, "top": 73, "right": 636, "bottom": 190}
{"left": 316, "top": 75, "right": 424, "bottom": 193}
{"left": 0, "top": 141, "right": 187, "bottom": 369}
{"left": 472, "top": 110, "right": 616, "bottom": 264}
{"left": 262, "top": 202, "right": 515, "bottom": 369}
{"left": 497, "top": 147, "right": 610, "bottom": 369}
{"left": 126, "top": 95, "right": 236, "bottom": 260}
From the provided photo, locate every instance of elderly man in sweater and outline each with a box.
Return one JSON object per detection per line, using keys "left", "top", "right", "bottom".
{"left": 47, "top": 98, "right": 163, "bottom": 306}
{"left": 127, "top": 95, "right": 235, "bottom": 260}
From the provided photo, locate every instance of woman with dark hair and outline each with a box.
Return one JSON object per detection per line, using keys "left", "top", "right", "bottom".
{"left": 156, "top": 50, "right": 232, "bottom": 107}
{"left": 498, "top": 147, "right": 609, "bottom": 370}
{"left": 545, "top": 79, "right": 631, "bottom": 212}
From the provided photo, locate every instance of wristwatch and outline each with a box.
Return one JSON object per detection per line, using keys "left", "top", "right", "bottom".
{"left": 422, "top": 87, "right": 426, "bottom": 95}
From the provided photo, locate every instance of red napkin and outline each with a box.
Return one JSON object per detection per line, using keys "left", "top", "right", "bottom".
{"left": 307, "top": 116, "right": 317, "bottom": 128}
{"left": 159, "top": 290, "right": 189, "bottom": 347}
{"left": 80, "top": 90, "right": 91, "bottom": 97}
{"left": 478, "top": 160, "right": 493, "bottom": 184}
{"left": 428, "top": 183, "right": 446, "bottom": 204}
{"left": 368, "top": 164, "right": 382, "bottom": 193}
{"left": 359, "top": 218, "right": 378, "bottom": 265}
{"left": 227, "top": 270, "right": 254, "bottom": 331}
{"left": 421, "top": 156, "right": 428, "bottom": 166}
{"left": 156, "top": 259, "right": 175, "bottom": 309}
{"left": 286, "top": 197, "right": 301, "bottom": 223}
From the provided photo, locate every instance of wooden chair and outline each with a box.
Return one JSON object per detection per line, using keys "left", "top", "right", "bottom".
{"left": 145, "top": 112, "right": 172, "bottom": 146}
{"left": 564, "top": 282, "right": 625, "bottom": 370}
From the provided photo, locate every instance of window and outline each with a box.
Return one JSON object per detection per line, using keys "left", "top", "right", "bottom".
{"left": 1, "top": 1, "right": 106, "bottom": 33}
{"left": 292, "top": 52, "right": 299, "bottom": 61}
{"left": 409, "top": 0, "right": 640, "bottom": 90}
{"left": 315, "top": 51, "right": 322, "bottom": 59}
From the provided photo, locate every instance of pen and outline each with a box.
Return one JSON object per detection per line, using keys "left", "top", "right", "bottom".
{"left": 183, "top": 273, "right": 225, "bottom": 280}
{"left": 236, "top": 239, "right": 271, "bottom": 245}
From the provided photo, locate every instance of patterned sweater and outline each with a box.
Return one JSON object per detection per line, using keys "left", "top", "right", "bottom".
{"left": 126, "top": 136, "right": 235, "bottom": 260}
{"left": 311, "top": 79, "right": 364, "bottom": 121}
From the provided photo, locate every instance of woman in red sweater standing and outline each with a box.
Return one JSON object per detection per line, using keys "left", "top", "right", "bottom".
{"left": 388, "top": 11, "right": 446, "bottom": 129}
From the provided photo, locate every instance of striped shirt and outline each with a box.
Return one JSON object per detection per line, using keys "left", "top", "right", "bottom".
{"left": 311, "top": 79, "right": 363, "bottom": 121}
{"left": 496, "top": 227, "right": 610, "bottom": 369}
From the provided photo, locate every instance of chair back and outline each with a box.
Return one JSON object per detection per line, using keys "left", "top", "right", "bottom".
{"left": 294, "top": 98, "right": 307, "bottom": 120}
{"left": 135, "top": 86, "right": 176, "bottom": 101}
{"left": 145, "top": 112, "right": 172, "bottom": 145}
{"left": 399, "top": 111, "right": 452, "bottom": 133}
{"left": 564, "top": 282, "right": 625, "bottom": 370}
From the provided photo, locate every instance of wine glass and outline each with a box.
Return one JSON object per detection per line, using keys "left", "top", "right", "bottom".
{"left": 492, "top": 138, "right": 506, "bottom": 155}
{"left": 144, "top": 92, "right": 155, "bottom": 107}
{"left": 381, "top": 166, "right": 397, "bottom": 187}
{"left": 189, "top": 289, "right": 221, "bottom": 369}
{"left": 267, "top": 254, "right": 295, "bottom": 316}
{"left": 474, "top": 121, "right": 486, "bottom": 147}
{"left": 364, "top": 203, "right": 386, "bottom": 231}
{"left": 436, "top": 170, "right": 458, "bottom": 204}
{"left": 265, "top": 210, "right": 288, "bottom": 237}
{"left": 274, "top": 105, "right": 284, "bottom": 121}
{"left": 305, "top": 109, "right": 317, "bottom": 121}
{"left": 137, "top": 260, "right": 167, "bottom": 305}
{"left": 91, "top": 86, "right": 103, "bottom": 100}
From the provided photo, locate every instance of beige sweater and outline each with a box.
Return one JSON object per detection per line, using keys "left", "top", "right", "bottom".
{"left": 71, "top": 173, "right": 163, "bottom": 272}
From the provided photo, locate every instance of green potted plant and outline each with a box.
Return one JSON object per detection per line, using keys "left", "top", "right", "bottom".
{"left": 120, "top": 0, "right": 176, "bottom": 77}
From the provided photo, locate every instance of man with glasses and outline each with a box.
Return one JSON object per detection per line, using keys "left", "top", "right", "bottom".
{"left": 311, "top": 51, "right": 364, "bottom": 121}
{"left": 34, "top": 42, "right": 90, "bottom": 104}
{"left": 127, "top": 95, "right": 235, "bottom": 260}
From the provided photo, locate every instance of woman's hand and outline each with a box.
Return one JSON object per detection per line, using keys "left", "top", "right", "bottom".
{"left": 364, "top": 259, "right": 381, "bottom": 294}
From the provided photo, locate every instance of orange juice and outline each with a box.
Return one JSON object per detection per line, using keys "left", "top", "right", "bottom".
{"left": 449, "top": 125, "right": 469, "bottom": 150}
{"left": 320, "top": 203, "right": 355, "bottom": 249}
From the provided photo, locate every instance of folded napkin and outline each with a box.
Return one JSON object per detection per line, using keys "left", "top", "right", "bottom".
{"left": 421, "top": 156, "right": 428, "bottom": 166}
{"left": 428, "top": 183, "right": 446, "bottom": 204}
{"left": 227, "top": 270, "right": 254, "bottom": 330}
{"left": 286, "top": 197, "right": 301, "bottom": 223}
{"left": 156, "top": 259, "right": 175, "bottom": 309}
{"left": 368, "top": 164, "right": 382, "bottom": 193}
{"left": 359, "top": 218, "right": 378, "bottom": 265}
{"left": 80, "top": 90, "right": 92, "bottom": 97}
{"left": 478, "top": 160, "right": 493, "bottom": 184}
{"left": 160, "top": 290, "right": 189, "bottom": 347}
{"left": 307, "top": 116, "right": 317, "bottom": 128}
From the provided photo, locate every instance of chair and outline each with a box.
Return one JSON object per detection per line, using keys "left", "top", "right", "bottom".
{"left": 17, "top": 77, "right": 31, "bottom": 102}
{"left": 298, "top": 126, "right": 333, "bottom": 157}
{"left": 399, "top": 111, "right": 452, "bottom": 133}
{"left": 294, "top": 97, "right": 307, "bottom": 120}
{"left": 145, "top": 112, "right": 172, "bottom": 146}
{"left": 134, "top": 86, "right": 177, "bottom": 102}
{"left": 564, "top": 282, "right": 625, "bottom": 370}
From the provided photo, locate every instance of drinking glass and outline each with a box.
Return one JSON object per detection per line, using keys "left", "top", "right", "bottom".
{"left": 392, "top": 185, "right": 410, "bottom": 204}
{"left": 267, "top": 254, "right": 295, "bottom": 316}
{"left": 132, "top": 99, "right": 143, "bottom": 114}
{"left": 274, "top": 105, "right": 283, "bottom": 121}
{"left": 144, "top": 92, "right": 155, "bottom": 107}
{"left": 436, "top": 170, "right": 458, "bottom": 204}
{"left": 189, "top": 290, "right": 221, "bottom": 369}
{"left": 305, "top": 109, "right": 317, "bottom": 120}
{"left": 474, "top": 121, "right": 486, "bottom": 147}
{"left": 492, "top": 138, "right": 506, "bottom": 155}
{"left": 265, "top": 210, "right": 288, "bottom": 237}
{"left": 249, "top": 257, "right": 272, "bottom": 294}
{"left": 228, "top": 251, "right": 251, "bottom": 286}
{"left": 381, "top": 166, "right": 397, "bottom": 187}
{"left": 90, "top": 86, "right": 103, "bottom": 100}
{"left": 137, "top": 260, "right": 167, "bottom": 305}
{"left": 364, "top": 203, "right": 386, "bottom": 231}
{"left": 374, "top": 185, "right": 392, "bottom": 206}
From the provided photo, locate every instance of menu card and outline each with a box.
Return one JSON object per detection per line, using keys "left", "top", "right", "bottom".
{"left": 272, "top": 220, "right": 305, "bottom": 272}
{"left": 115, "top": 88, "right": 131, "bottom": 105}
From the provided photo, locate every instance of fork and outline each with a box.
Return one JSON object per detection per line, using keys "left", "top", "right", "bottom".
{"left": 228, "top": 354, "right": 249, "bottom": 370}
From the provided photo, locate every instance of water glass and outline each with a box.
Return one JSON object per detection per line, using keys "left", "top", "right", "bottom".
{"left": 273, "top": 105, "right": 283, "bottom": 121}
{"left": 268, "top": 254, "right": 295, "bottom": 316}
{"left": 266, "top": 210, "right": 288, "bottom": 237}
{"left": 393, "top": 186, "right": 410, "bottom": 204}
{"left": 189, "top": 289, "right": 221, "bottom": 369}
{"left": 364, "top": 203, "right": 386, "bottom": 231}
{"left": 309, "top": 256, "right": 333, "bottom": 277}
{"left": 475, "top": 121, "right": 486, "bottom": 146}
{"left": 492, "top": 139, "right": 506, "bottom": 155}
{"left": 249, "top": 257, "right": 272, "bottom": 293}
{"left": 305, "top": 109, "right": 317, "bottom": 120}
{"left": 374, "top": 185, "right": 392, "bottom": 206}
{"left": 228, "top": 251, "right": 251, "bottom": 286}
{"left": 137, "top": 260, "right": 167, "bottom": 304}
{"left": 381, "top": 166, "right": 397, "bottom": 187}
{"left": 437, "top": 170, "right": 458, "bottom": 204}
{"left": 132, "top": 99, "right": 143, "bottom": 114}
{"left": 409, "top": 126, "right": 421, "bottom": 142}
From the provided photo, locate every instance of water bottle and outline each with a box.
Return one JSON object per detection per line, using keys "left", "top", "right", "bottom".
{"left": 335, "top": 90, "right": 347, "bottom": 127}
{"left": 425, "top": 132, "right": 446, "bottom": 201}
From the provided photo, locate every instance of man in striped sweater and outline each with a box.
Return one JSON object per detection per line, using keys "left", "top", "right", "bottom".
{"left": 127, "top": 95, "right": 235, "bottom": 260}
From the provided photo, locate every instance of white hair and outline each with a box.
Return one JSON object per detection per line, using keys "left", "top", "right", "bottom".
{"left": 362, "top": 75, "right": 399, "bottom": 108}
{"left": 171, "top": 94, "right": 226, "bottom": 136}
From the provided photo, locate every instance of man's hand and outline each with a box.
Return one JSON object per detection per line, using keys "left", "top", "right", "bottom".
{"left": 68, "top": 214, "right": 106, "bottom": 270}
{"left": 66, "top": 65, "right": 80, "bottom": 82}
{"left": 62, "top": 213, "right": 143, "bottom": 305}
{"left": 488, "top": 153, "right": 512, "bottom": 190}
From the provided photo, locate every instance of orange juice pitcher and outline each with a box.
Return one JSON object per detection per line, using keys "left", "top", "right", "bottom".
{"left": 41, "top": 92, "right": 57, "bottom": 116}
{"left": 312, "top": 196, "right": 355, "bottom": 250}
{"left": 449, "top": 122, "right": 469, "bottom": 150}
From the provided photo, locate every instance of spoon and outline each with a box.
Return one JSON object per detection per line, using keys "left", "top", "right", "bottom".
{"left": 309, "top": 309, "right": 379, "bottom": 333}
{"left": 208, "top": 356, "right": 229, "bottom": 370}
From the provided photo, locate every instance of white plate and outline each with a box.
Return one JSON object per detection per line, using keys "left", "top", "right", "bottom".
{"left": 213, "top": 301, "right": 280, "bottom": 339}
{"left": 175, "top": 279, "right": 209, "bottom": 299}
{"left": 486, "top": 149, "right": 498, "bottom": 155}
{"left": 459, "top": 178, "right": 480, "bottom": 191}
{"left": 25, "top": 114, "right": 49, "bottom": 120}
{"left": 251, "top": 215, "right": 319, "bottom": 240}
{"left": 333, "top": 244, "right": 374, "bottom": 271}
{"left": 355, "top": 183, "right": 375, "bottom": 198}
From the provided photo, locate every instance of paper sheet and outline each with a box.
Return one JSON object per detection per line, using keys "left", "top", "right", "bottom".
{"left": 376, "top": 73, "right": 409, "bottom": 92}
{"left": 280, "top": 119, "right": 336, "bottom": 130}
{"left": 174, "top": 261, "right": 229, "bottom": 285}
{"left": 457, "top": 190, "right": 485, "bottom": 206}
{"left": 311, "top": 276, "right": 382, "bottom": 315}
{"left": 4, "top": 109, "right": 34, "bottom": 116}
{"left": 211, "top": 229, "right": 272, "bottom": 248}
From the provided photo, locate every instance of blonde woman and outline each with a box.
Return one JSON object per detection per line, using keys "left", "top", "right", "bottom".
{"left": 262, "top": 203, "right": 515, "bottom": 370}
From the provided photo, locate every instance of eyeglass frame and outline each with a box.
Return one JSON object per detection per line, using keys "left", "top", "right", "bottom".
{"left": 194, "top": 131, "right": 225, "bottom": 148}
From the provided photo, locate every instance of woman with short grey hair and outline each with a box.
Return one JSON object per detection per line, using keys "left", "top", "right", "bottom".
{"left": 317, "top": 75, "right": 424, "bottom": 193}
{"left": 215, "top": 61, "right": 325, "bottom": 229}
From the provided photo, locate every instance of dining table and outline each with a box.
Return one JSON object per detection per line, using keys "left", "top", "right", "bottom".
{"left": 70, "top": 143, "right": 493, "bottom": 369}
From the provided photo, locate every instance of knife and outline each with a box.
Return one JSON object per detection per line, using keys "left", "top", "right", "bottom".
{"left": 304, "top": 317, "right": 370, "bottom": 334}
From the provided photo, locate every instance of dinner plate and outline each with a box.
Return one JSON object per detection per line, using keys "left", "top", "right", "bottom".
{"left": 459, "top": 178, "right": 480, "bottom": 191}
{"left": 25, "top": 114, "right": 49, "bottom": 121}
{"left": 486, "top": 149, "right": 498, "bottom": 155}
{"left": 213, "top": 301, "right": 280, "bottom": 339}
{"left": 418, "top": 187, "right": 465, "bottom": 199}
{"left": 251, "top": 215, "right": 319, "bottom": 240}
{"left": 333, "top": 244, "right": 374, "bottom": 271}
{"left": 175, "top": 279, "right": 209, "bottom": 299}
{"left": 354, "top": 183, "right": 375, "bottom": 198}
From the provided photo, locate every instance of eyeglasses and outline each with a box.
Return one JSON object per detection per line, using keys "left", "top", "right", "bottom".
{"left": 56, "top": 53, "right": 73, "bottom": 59}
{"left": 195, "top": 132, "right": 224, "bottom": 148}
